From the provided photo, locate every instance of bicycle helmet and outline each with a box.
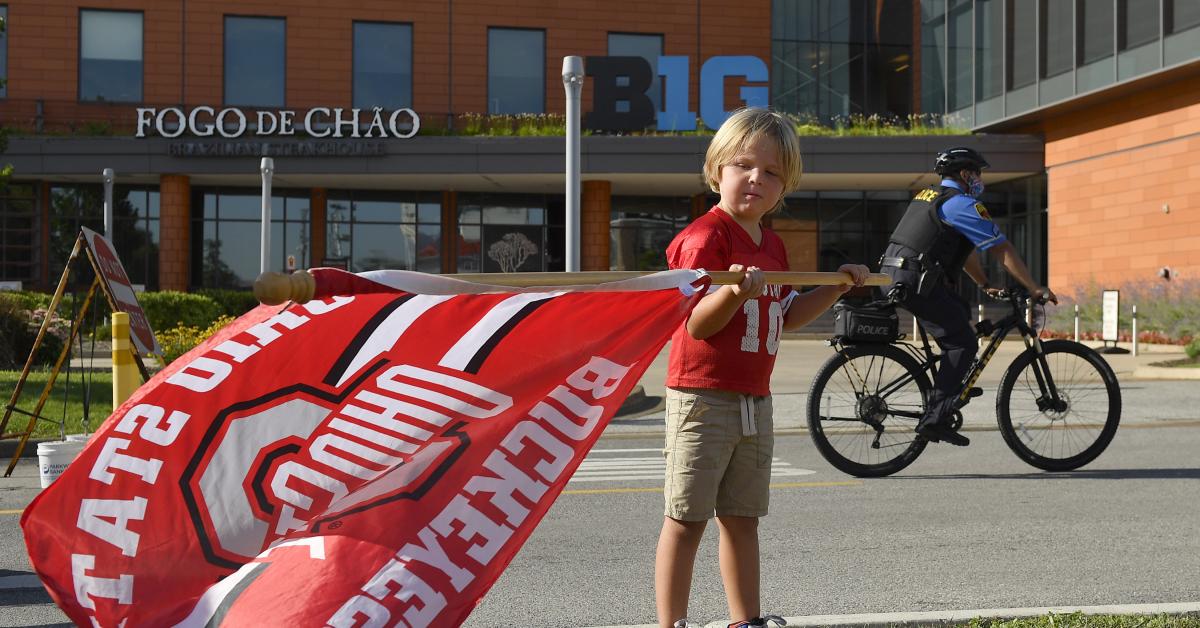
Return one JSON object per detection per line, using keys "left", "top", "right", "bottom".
{"left": 934, "top": 147, "right": 990, "bottom": 175}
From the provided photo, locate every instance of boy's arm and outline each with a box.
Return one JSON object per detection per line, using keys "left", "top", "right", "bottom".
{"left": 686, "top": 264, "right": 764, "bottom": 340}
{"left": 781, "top": 264, "right": 870, "bottom": 331}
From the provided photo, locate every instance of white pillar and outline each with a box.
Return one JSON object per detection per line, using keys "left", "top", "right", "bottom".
{"left": 562, "top": 56, "right": 584, "bottom": 272}
{"left": 1073, "top": 304, "right": 1080, "bottom": 342}
{"left": 102, "top": 168, "right": 115, "bottom": 238}
{"left": 260, "top": 157, "right": 274, "bottom": 274}
{"left": 1132, "top": 305, "right": 1139, "bottom": 357}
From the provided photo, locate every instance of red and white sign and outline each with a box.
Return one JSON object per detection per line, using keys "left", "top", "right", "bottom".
{"left": 81, "top": 226, "right": 161, "bottom": 355}
{"left": 22, "top": 268, "right": 705, "bottom": 627}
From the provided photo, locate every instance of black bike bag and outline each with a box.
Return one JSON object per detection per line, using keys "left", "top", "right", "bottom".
{"left": 832, "top": 302, "right": 900, "bottom": 344}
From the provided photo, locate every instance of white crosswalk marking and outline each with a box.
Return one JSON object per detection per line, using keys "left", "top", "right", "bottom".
{"left": 570, "top": 448, "right": 816, "bottom": 483}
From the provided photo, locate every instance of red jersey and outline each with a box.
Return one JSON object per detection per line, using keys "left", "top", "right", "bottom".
{"left": 666, "top": 207, "right": 795, "bottom": 395}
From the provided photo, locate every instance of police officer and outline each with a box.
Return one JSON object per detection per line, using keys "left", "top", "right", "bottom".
{"left": 880, "top": 147, "right": 1057, "bottom": 446}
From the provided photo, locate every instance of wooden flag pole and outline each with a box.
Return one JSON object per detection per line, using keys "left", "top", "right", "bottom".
{"left": 254, "top": 269, "right": 891, "bottom": 306}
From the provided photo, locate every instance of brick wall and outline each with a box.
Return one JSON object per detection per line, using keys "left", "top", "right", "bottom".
{"left": 581, "top": 179, "right": 611, "bottom": 271}
{"left": 1034, "top": 76, "right": 1200, "bottom": 295}
{"left": 0, "top": 0, "right": 771, "bottom": 129}
{"left": 158, "top": 174, "right": 190, "bottom": 291}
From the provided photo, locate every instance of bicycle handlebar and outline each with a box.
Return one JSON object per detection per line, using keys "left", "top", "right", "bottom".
{"left": 990, "top": 288, "right": 1049, "bottom": 306}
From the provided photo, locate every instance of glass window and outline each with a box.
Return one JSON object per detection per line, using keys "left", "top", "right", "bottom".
{"left": 772, "top": 0, "right": 910, "bottom": 122}
{"left": 1164, "top": 0, "right": 1200, "bottom": 64}
{"left": 817, "top": 192, "right": 867, "bottom": 271}
{"left": 1, "top": 6, "right": 8, "bottom": 99}
{"left": 325, "top": 191, "right": 441, "bottom": 274}
{"left": 975, "top": 0, "right": 1003, "bottom": 101}
{"left": 609, "top": 196, "right": 691, "bottom": 271}
{"left": 1040, "top": 0, "right": 1073, "bottom": 78}
{"left": 111, "top": 188, "right": 160, "bottom": 290}
{"left": 1078, "top": 0, "right": 1114, "bottom": 65}
{"left": 1008, "top": 0, "right": 1037, "bottom": 89}
{"left": 192, "top": 189, "right": 309, "bottom": 288}
{"left": 947, "top": 0, "right": 973, "bottom": 111}
{"left": 353, "top": 22, "right": 413, "bottom": 110}
{"left": 920, "top": 0, "right": 947, "bottom": 115}
{"left": 487, "top": 28, "right": 544, "bottom": 114}
{"left": 1166, "top": 0, "right": 1200, "bottom": 33}
{"left": 607, "top": 33, "right": 664, "bottom": 114}
{"left": 225, "top": 16, "right": 285, "bottom": 107}
{"left": 47, "top": 185, "right": 159, "bottom": 289}
{"left": 0, "top": 183, "right": 36, "bottom": 285}
{"left": 1119, "top": 0, "right": 1158, "bottom": 50}
{"left": 79, "top": 10, "right": 143, "bottom": 103}
{"left": 1118, "top": 0, "right": 1161, "bottom": 78}
{"left": 457, "top": 193, "right": 561, "bottom": 272}
{"left": 49, "top": 186, "right": 103, "bottom": 283}
{"left": 865, "top": 0, "right": 914, "bottom": 118}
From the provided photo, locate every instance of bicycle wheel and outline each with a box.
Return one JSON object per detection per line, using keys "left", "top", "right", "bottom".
{"left": 807, "top": 343, "right": 931, "bottom": 477}
{"left": 996, "top": 339, "right": 1122, "bottom": 471}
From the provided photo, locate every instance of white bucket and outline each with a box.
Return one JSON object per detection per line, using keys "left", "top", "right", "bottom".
{"left": 37, "top": 440, "right": 87, "bottom": 488}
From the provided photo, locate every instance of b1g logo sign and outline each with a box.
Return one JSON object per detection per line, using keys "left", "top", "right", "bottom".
{"left": 585, "top": 55, "right": 768, "bottom": 132}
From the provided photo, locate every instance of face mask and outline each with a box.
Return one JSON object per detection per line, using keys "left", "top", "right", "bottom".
{"left": 966, "top": 172, "right": 985, "bottom": 196}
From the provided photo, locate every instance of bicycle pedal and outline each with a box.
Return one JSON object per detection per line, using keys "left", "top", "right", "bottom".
{"left": 966, "top": 387, "right": 983, "bottom": 399}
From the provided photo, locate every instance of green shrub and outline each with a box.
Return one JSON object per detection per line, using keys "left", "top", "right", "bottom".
{"left": 138, "top": 291, "right": 223, "bottom": 332}
{"left": 1187, "top": 339, "right": 1200, "bottom": 361}
{"left": 1, "top": 290, "right": 92, "bottom": 317}
{"left": 194, "top": 289, "right": 261, "bottom": 317}
{"left": 4, "top": 290, "right": 53, "bottom": 311}
{"left": 158, "top": 315, "right": 236, "bottom": 365}
{"left": 0, "top": 294, "right": 67, "bottom": 369}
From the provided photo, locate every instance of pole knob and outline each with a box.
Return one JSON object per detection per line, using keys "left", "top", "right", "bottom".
{"left": 253, "top": 270, "right": 315, "bottom": 305}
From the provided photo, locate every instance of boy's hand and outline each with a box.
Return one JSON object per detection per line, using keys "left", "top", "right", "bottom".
{"left": 728, "top": 264, "right": 766, "bottom": 299}
{"left": 835, "top": 264, "right": 870, "bottom": 293}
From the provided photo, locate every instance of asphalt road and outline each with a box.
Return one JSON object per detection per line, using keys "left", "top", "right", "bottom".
{"left": 1, "top": 340, "right": 1196, "bottom": 627}
{"left": 463, "top": 422, "right": 1200, "bottom": 627}
{"left": 4, "top": 420, "right": 1199, "bottom": 627}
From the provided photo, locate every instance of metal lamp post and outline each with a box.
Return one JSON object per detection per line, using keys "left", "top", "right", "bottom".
{"left": 562, "top": 56, "right": 584, "bottom": 272}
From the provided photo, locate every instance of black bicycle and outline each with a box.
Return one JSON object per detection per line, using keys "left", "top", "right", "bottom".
{"left": 806, "top": 288, "right": 1122, "bottom": 478}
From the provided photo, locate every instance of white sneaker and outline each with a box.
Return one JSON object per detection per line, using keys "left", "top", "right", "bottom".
{"left": 728, "top": 615, "right": 787, "bottom": 628}
{"left": 673, "top": 620, "right": 701, "bottom": 628}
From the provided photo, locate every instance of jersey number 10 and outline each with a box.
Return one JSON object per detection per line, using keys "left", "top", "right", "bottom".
{"left": 740, "top": 299, "right": 783, "bottom": 355}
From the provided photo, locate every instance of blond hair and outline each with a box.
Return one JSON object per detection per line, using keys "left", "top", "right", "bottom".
{"left": 703, "top": 107, "right": 803, "bottom": 213}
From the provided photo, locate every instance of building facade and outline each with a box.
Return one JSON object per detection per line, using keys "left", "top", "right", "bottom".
{"left": 918, "top": 0, "right": 1200, "bottom": 289}
{"left": 0, "top": 0, "right": 1194, "bottom": 296}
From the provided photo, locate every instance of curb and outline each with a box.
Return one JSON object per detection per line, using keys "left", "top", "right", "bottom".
{"left": 1132, "top": 365, "right": 1200, "bottom": 380}
{"left": 0, "top": 437, "right": 52, "bottom": 460}
{"left": 588, "top": 602, "right": 1200, "bottom": 628}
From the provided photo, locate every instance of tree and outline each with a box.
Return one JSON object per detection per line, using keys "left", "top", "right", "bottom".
{"left": 487, "top": 232, "right": 538, "bottom": 273}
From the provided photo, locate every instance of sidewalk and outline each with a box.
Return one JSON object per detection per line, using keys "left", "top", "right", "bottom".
{"left": 630, "top": 336, "right": 1191, "bottom": 400}
{"left": 609, "top": 336, "right": 1196, "bottom": 435}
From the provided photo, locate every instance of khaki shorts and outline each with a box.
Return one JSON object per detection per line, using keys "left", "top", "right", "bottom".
{"left": 663, "top": 387, "right": 774, "bottom": 521}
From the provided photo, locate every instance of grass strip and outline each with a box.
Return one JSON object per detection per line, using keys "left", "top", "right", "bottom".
{"left": 965, "top": 612, "right": 1200, "bottom": 627}
{"left": 0, "top": 370, "right": 113, "bottom": 438}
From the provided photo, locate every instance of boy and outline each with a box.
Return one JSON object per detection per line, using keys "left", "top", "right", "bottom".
{"left": 656, "top": 107, "right": 868, "bottom": 628}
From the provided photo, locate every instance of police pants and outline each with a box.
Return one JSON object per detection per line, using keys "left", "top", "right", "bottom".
{"left": 887, "top": 269, "right": 977, "bottom": 426}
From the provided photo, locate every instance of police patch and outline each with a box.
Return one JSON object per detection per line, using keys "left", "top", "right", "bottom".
{"left": 975, "top": 202, "right": 992, "bottom": 220}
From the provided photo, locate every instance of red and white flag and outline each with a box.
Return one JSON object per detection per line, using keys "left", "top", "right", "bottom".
{"left": 22, "top": 268, "right": 707, "bottom": 627}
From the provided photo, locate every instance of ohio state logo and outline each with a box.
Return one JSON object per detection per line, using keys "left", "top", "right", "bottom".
{"left": 178, "top": 294, "right": 536, "bottom": 569}
{"left": 180, "top": 361, "right": 512, "bottom": 569}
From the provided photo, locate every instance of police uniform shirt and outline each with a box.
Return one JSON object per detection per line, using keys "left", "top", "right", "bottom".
{"left": 938, "top": 179, "right": 1006, "bottom": 251}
